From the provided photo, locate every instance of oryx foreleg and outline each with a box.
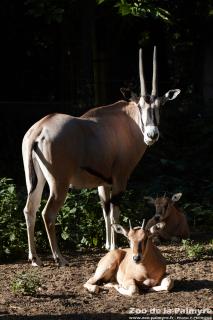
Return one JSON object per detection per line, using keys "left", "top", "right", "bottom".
{"left": 109, "top": 184, "right": 125, "bottom": 250}
{"left": 110, "top": 202, "right": 120, "bottom": 250}
{"left": 98, "top": 186, "right": 111, "bottom": 250}
{"left": 42, "top": 183, "right": 69, "bottom": 266}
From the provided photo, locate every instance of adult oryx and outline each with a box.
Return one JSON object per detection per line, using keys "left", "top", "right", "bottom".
{"left": 22, "top": 47, "right": 180, "bottom": 266}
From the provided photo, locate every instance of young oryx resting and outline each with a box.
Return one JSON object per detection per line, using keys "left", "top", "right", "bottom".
{"left": 145, "top": 193, "right": 190, "bottom": 243}
{"left": 84, "top": 221, "right": 174, "bottom": 296}
{"left": 22, "top": 47, "right": 181, "bottom": 266}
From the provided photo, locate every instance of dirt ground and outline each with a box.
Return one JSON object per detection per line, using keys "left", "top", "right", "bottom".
{"left": 0, "top": 239, "right": 212, "bottom": 320}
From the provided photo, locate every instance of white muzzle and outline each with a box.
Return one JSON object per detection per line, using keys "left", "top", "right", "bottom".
{"left": 143, "top": 125, "right": 159, "bottom": 146}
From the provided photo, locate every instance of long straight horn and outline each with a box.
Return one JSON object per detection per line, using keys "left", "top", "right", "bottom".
{"left": 141, "top": 219, "right": 145, "bottom": 229}
{"left": 151, "top": 46, "right": 158, "bottom": 96}
{"left": 129, "top": 219, "right": 132, "bottom": 230}
{"left": 139, "top": 48, "right": 146, "bottom": 96}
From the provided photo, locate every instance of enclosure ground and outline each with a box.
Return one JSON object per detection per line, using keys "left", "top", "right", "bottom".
{"left": 0, "top": 242, "right": 212, "bottom": 320}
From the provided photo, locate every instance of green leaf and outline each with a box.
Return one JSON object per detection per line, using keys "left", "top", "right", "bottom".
{"left": 61, "top": 230, "right": 70, "bottom": 240}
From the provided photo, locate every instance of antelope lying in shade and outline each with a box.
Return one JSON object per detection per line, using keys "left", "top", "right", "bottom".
{"left": 22, "top": 47, "right": 181, "bottom": 266}
{"left": 145, "top": 193, "right": 190, "bottom": 243}
{"left": 84, "top": 221, "right": 174, "bottom": 296}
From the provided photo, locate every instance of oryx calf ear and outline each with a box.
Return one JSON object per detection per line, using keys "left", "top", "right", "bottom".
{"left": 144, "top": 196, "right": 155, "bottom": 205}
{"left": 171, "top": 192, "right": 182, "bottom": 202}
{"left": 161, "top": 89, "right": 181, "bottom": 105}
{"left": 112, "top": 224, "right": 128, "bottom": 237}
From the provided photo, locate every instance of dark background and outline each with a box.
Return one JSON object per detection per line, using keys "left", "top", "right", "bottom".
{"left": 0, "top": 0, "right": 213, "bottom": 208}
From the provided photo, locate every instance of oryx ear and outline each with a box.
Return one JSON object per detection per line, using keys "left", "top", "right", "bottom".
{"left": 144, "top": 196, "right": 155, "bottom": 205}
{"left": 161, "top": 89, "right": 181, "bottom": 105}
{"left": 149, "top": 222, "right": 166, "bottom": 234}
{"left": 171, "top": 193, "right": 182, "bottom": 202}
{"left": 112, "top": 224, "right": 128, "bottom": 237}
{"left": 120, "top": 88, "right": 138, "bottom": 102}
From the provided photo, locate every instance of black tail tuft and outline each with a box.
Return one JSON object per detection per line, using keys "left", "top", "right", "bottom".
{"left": 29, "top": 142, "right": 38, "bottom": 194}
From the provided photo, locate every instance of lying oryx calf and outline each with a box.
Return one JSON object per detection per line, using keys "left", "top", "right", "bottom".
{"left": 145, "top": 193, "right": 190, "bottom": 243}
{"left": 84, "top": 221, "right": 173, "bottom": 296}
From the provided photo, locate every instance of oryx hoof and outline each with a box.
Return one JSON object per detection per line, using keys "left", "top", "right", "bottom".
{"left": 84, "top": 283, "right": 100, "bottom": 294}
{"left": 29, "top": 256, "right": 43, "bottom": 267}
{"left": 161, "top": 276, "right": 174, "bottom": 291}
{"left": 54, "top": 257, "right": 69, "bottom": 267}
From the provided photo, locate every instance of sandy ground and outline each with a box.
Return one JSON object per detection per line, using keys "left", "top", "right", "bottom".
{"left": 0, "top": 243, "right": 212, "bottom": 320}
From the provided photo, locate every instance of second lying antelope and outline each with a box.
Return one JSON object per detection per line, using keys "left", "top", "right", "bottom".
{"left": 84, "top": 221, "right": 173, "bottom": 296}
{"left": 145, "top": 193, "right": 190, "bottom": 243}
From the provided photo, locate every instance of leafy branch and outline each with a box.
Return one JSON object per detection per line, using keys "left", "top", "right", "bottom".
{"left": 97, "top": 0, "right": 171, "bottom": 22}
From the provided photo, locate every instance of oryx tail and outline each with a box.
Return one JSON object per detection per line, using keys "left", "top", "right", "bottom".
{"left": 22, "top": 131, "right": 40, "bottom": 195}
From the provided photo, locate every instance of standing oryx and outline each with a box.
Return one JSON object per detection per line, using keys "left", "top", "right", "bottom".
{"left": 22, "top": 47, "right": 180, "bottom": 266}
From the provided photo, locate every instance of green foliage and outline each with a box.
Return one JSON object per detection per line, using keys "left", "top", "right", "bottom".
{"left": 11, "top": 271, "right": 41, "bottom": 295}
{"left": 56, "top": 189, "right": 104, "bottom": 249}
{"left": 182, "top": 239, "right": 205, "bottom": 259}
{"left": 0, "top": 176, "right": 212, "bottom": 261}
{"left": 97, "top": 0, "right": 171, "bottom": 22}
{"left": 0, "top": 178, "right": 26, "bottom": 259}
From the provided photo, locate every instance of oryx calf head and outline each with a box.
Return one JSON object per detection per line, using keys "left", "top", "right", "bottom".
{"left": 138, "top": 47, "right": 180, "bottom": 146}
{"left": 112, "top": 219, "right": 165, "bottom": 263}
{"left": 145, "top": 193, "right": 182, "bottom": 222}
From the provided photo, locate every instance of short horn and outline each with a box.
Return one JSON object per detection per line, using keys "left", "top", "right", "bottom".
{"left": 141, "top": 219, "right": 145, "bottom": 229}
{"left": 139, "top": 48, "right": 146, "bottom": 96}
{"left": 129, "top": 219, "right": 132, "bottom": 230}
{"left": 151, "top": 46, "right": 158, "bottom": 96}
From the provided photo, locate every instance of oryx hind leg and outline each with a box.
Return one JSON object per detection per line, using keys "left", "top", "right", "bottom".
{"left": 150, "top": 276, "right": 174, "bottom": 292}
{"left": 84, "top": 252, "right": 118, "bottom": 294}
{"left": 24, "top": 160, "right": 46, "bottom": 266}
{"left": 113, "top": 280, "right": 138, "bottom": 296}
{"left": 42, "top": 181, "right": 69, "bottom": 266}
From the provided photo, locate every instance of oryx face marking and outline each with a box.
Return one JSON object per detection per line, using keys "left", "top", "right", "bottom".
{"left": 128, "top": 228, "right": 146, "bottom": 263}
{"left": 154, "top": 197, "right": 170, "bottom": 222}
{"left": 137, "top": 47, "right": 180, "bottom": 146}
{"left": 139, "top": 95, "right": 160, "bottom": 146}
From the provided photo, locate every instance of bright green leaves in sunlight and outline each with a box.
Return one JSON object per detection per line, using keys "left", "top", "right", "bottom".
{"left": 97, "top": 0, "right": 171, "bottom": 22}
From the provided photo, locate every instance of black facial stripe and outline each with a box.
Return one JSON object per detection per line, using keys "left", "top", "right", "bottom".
{"left": 146, "top": 108, "right": 157, "bottom": 126}
{"left": 138, "top": 104, "right": 144, "bottom": 133}
{"left": 153, "top": 109, "right": 157, "bottom": 126}
{"left": 142, "top": 237, "right": 148, "bottom": 254}
{"left": 164, "top": 203, "right": 169, "bottom": 212}
{"left": 138, "top": 241, "right": 142, "bottom": 252}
